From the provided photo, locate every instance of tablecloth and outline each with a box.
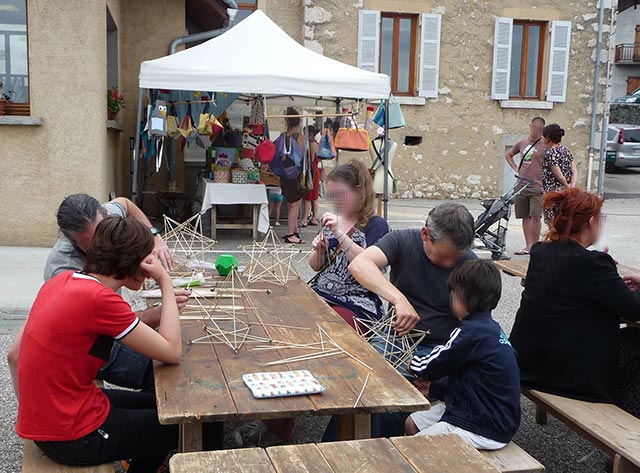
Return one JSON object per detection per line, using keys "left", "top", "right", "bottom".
{"left": 199, "top": 180, "right": 270, "bottom": 234}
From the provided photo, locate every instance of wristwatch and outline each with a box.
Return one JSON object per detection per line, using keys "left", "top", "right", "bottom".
{"left": 149, "top": 226, "right": 160, "bottom": 236}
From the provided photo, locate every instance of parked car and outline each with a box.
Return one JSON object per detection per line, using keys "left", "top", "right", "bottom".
{"left": 606, "top": 124, "right": 640, "bottom": 172}
{"left": 613, "top": 88, "right": 640, "bottom": 104}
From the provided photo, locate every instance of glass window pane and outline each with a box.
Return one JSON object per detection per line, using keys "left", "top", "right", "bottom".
{"left": 380, "top": 17, "right": 394, "bottom": 79}
{"left": 396, "top": 18, "right": 412, "bottom": 94}
{"left": 510, "top": 24, "right": 523, "bottom": 97}
{"left": 0, "top": 0, "right": 28, "bottom": 102}
{"left": 525, "top": 26, "right": 540, "bottom": 97}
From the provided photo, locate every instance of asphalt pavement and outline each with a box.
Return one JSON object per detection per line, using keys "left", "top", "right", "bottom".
{"left": 2, "top": 196, "right": 639, "bottom": 472}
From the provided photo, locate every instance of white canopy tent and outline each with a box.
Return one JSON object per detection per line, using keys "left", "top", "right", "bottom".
{"left": 133, "top": 9, "right": 393, "bottom": 215}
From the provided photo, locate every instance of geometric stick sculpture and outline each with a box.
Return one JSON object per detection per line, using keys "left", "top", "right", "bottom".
{"left": 163, "top": 213, "right": 217, "bottom": 272}
{"left": 355, "top": 307, "right": 428, "bottom": 371}
{"left": 242, "top": 227, "right": 301, "bottom": 286}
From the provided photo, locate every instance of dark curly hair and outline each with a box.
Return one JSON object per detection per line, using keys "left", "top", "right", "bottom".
{"left": 83, "top": 216, "right": 155, "bottom": 280}
{"left": 543, "top": 124, "right": 565, "bottom": 144}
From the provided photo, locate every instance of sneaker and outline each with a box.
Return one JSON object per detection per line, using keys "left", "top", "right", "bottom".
{"left": 274, "top": 221, "right": 281, "bottom": 226}
{"left": 232, "top": 420, "right": 284, "bottom": 448}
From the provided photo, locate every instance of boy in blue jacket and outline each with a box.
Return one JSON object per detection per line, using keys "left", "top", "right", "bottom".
{"left": 405, "top": 259, "right": 521, "bottom": 450}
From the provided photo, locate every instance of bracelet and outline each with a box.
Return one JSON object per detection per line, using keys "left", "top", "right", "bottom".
{"left": 334, "top": 231, "right": 345, "bottom": 241}
{"left": 342, "top": 239, "right": 355, "bottom": 253}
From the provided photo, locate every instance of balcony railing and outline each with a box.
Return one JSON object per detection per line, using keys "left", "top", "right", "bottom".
{"left": 615, "top": 43, "right": 640, "bottom": 64}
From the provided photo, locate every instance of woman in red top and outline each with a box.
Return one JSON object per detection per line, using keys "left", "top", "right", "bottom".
{"left": 17, "top": 217, "right": 187, "bottom": 471}
{"left": 303, "top": 125, "right": 322, "bottom": 226}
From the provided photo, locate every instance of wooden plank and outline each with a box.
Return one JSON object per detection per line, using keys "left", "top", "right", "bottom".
{"left": 154, "top": 321, "right": 238, "bottom": 424}
{"left": 22, "top": 440, "right": 114, "bottom": 473}
{"left": 390, "top": 435, "right": 501, "bottom": 473}
{"left": 317, "top": 438, "right": 418, "bottom": 473}
{"left": 180, "top": 423, "right": 203, "bottom": 453}
{"left": 480, "top": 442, "right": 545, "bottom": 473}
{"left": 523, "top": 389, "right": 640, "bottom": 467}
{"left": 267, "top": 443, "right": 336, "bottom": 473}
{"left": 169, "top": 448, "right": 276, "bottom": 473}
{"left": 493, "top": 260, "right": 528, "bottom": 280}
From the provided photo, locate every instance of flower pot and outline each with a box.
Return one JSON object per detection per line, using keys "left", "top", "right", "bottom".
{"left": 107, "top": 109, "right": 117, "bottom": 120}
{"left": 0, "top": 100, "right": 6, "bottom": 116}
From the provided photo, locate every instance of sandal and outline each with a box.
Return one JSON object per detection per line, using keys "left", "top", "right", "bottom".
{"left": 514, "top": 249, "right": 530, "bottom": 255}
{"left": 283, "top": 234, "right": 306, "bottom": 244}
{"left": 308, "top": 220, "right": 319, "bottom": 226}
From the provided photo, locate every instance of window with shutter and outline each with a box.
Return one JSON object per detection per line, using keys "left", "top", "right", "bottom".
{"left": 418, "top": 14, "right": 441, "bottom": 98}
{"left": 491, "top": 17, "right": 513, "bottom": 100}
{"left": 357, "top": 10, "right": 381, "bottom": 73}
{"left": 547, "top": 20, "right": 572, "bottom": 103}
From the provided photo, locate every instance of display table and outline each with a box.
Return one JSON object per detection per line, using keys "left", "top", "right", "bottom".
{"left": 198, "top": 180, "right": 269, "bottom": 240}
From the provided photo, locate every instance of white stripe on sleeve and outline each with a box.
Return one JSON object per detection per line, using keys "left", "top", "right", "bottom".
{"left": 410, "top": 327, "right": 462, "bottom": 374}
{"left": 114, "top": 318, "right": 140, "bottom": 340}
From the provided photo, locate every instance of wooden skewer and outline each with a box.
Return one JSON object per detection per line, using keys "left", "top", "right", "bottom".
{"left": 262, "top": 349, "right": 343, "bottom": 366}
{"left": 353, "top": 372, "right": 371, "bottom": 408}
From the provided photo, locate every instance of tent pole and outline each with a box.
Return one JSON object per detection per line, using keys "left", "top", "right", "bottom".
{"left": 132, "top": 88, "right": 145, "bottom": 204}
{"left": 383, "top": 98, "right": 390, "bottom": 220}
{"left": 335, "top": 99, "right": 341, "bottom": 165}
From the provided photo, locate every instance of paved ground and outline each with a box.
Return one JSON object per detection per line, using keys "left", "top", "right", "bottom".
{"left": 1, "top": 196, "right": 639, "bottom": 472}
{"left": 604, "top": 166, "right": 640, "bottom": 199}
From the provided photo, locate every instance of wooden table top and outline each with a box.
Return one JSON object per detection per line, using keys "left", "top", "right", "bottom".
{"left": 494, "top": 259, "right": 639, "bottom": 281}
{"left": 154, "top": 277, "right": 430, "bottom": 425}
{"left": 169, "top": 434, "right": 501, "bottom": 473}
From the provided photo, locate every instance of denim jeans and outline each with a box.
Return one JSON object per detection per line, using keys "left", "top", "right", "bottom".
{"left": 97, "top": 341, "right": 152, "bottom": 391}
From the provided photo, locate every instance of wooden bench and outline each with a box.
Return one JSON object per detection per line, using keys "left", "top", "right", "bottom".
{"left": 170, "top": 435, "right": 503, "bottom": 472}
{"left": 523, "top": 389, "right": 640, "bottom": 473}
{"left": 480, "top": 442, "right": 545, "bottom": 473}
{"left": 21, "top": 440, "right": 114, "bottom": 473}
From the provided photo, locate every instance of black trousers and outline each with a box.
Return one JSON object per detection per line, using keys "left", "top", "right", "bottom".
{"left": 36, "top": 389, "right": 222, "bottom": 473}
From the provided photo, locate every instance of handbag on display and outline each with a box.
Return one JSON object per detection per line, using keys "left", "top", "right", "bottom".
{"left": 167, "top": 103, "right": 181, "bottom": 139}
{"left": 334, "top": 116, "right": 370, "bottom": 152}
{"left": 373, "top": 96, "right": 406, "bottom": 129}
{"left": 271, "top": 134, "right": 302, "bottom": 179}
{"left": 317, "top": 126, "right": 337, "bottom": 160}
{"left": 250, "top": 95, "right": 265, "bottom": 127}
{"left": 197, "top": 101, "right": 213, "bottom": 135}
{"left": 255, "top": 139, "right": 276, "bottom": 164}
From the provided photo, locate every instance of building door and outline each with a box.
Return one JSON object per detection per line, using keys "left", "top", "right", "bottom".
{"left": 627, "top": 76, "right": 640, "bottom": 94}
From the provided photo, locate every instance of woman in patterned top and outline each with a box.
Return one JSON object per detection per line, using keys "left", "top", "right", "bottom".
{"left": 542, "top": 124, "right": 578, "bottom": 223}
{"left": 542, "top": 124, "right": 578, "bottom": 193}
{"left": 308, "top": 159, "right": 390, "bottom": 329}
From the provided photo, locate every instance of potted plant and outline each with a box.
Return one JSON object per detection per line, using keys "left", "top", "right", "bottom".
{"left": 0, "top": 82, "right": 12, "bottom": 116}
{"left": 107, "top": 87, "right": 124, "bottom": 120}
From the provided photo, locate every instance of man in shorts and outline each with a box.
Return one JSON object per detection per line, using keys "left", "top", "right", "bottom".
{"left": 505, "top": 117, "right": 548, "bottom": 255}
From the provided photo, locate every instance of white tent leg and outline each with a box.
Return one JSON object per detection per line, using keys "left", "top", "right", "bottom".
{"left": 132, "top": 88, "right": 145, "bottom": 203}
{"left": 383, "top": 98, "right": 390, "bottom": 220}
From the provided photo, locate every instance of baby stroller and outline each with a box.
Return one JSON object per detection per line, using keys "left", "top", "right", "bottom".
{"left": 474, "top": 175, "right": 532, "bottom": 260}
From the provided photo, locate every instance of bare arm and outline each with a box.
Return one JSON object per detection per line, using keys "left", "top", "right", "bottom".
{"left": 309, "top": 232, "right": 328, "bottom": 272}
{"left": 119, "top": 255, "right": 182, "bottom": 364}
{"left": 505, "top": 148, "right": 519, "bottom": 173}
{"left": 349, "top": 246, "right": 420, "bottom": 335}
{"left": 551, "top": 165, "right": 569, "bottom": 188}
{"left": 570, "top": 161, "right": 578, "bottom": 187}
{"left": 112, "top": 197, "right": 174, "bottom": 271}
{"left": 7, "top": 325, "right": 25, "bottom": 397}
{"left": 136, "top": 289, "right": 190, "bottom": 329}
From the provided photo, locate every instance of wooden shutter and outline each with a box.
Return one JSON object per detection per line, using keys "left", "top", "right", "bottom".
{"left": 418, "top": 13, "right": 441, "bottom": 98}
{"left": 357, "top": 10, "right": 381, "bottom": 73}
{"left": 547, "top": 20, "right": 572, "bottom": 103}
{"left": 491, "top": 17, "right": 513, "bottom": 100}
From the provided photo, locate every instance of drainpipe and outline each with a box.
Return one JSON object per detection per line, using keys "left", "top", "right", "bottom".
{"left": 587, "top": 0, "right": 606, "bottom": 192}
{"left": 166, "top": 1, "right": 239, "bottom": 188}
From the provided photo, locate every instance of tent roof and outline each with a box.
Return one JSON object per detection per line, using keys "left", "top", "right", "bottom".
{"left": 139, "top": 10, "right": 390, "bottom": 100}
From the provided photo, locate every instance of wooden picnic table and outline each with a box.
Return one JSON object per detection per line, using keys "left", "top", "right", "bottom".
{"left": 154, "top": 277, "right": 430, "bottom": 452}
{"left": 169, "top": 434, "right": 501, "bottom": 473}
{"left": 494, "top": 258, "right": 640, "bottom": 329}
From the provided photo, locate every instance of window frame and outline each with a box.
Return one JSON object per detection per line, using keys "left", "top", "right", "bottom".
{"left": 379, "top": 12, "right": 418, "bottom": 97}
{"left": 510, "top": 20, "right": 546, "bottom": 100}
{"left": 0, "top": 0, "right": 30, "bottom": 109}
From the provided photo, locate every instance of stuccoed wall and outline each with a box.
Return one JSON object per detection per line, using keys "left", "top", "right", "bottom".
{"left": 0, "top": 0, "right": 109, "bottom": 246}
{"left": 300, "top": 0, "right": 612, "bottom": 199}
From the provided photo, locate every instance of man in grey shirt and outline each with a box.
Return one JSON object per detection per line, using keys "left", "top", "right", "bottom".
{"left": 9, "top": 194, "right": 187, "bottom": 393}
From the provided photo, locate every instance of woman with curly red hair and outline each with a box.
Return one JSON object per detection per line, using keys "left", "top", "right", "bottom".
{"left": 510, "top": 188, "right": 640, "bottom": 416}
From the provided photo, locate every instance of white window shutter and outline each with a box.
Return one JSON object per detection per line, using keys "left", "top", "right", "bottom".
{"left": 357, "top": 10, "right": 380, "bottom": 73}
{"left": 491, "top": 17, "right": 513, "bottom": 100}
{"left": 547, "top": 20, "right": 572, "bottom": 103}
{"left": 418, "top": 13, "right": 441, "bottom": 98}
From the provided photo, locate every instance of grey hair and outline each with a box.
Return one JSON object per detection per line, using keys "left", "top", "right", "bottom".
{"left": 425, "top": 203, "right": 475, "bottom": 252}
{"left": 56, "top": 194, "right": 107, "bottom": 238}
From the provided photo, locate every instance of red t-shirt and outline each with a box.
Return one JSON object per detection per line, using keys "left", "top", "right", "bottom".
{"left": 16, "top": 271, "right": 139, "bottom": 441}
